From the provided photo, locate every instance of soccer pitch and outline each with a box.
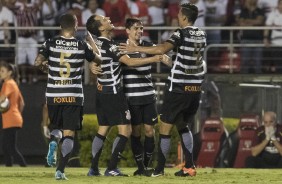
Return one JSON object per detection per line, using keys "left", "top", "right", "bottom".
{"left": 0, "top": 167, "right": 281, "bottom": 184}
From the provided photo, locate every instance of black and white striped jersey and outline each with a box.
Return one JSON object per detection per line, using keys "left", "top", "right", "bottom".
{"left": 95, "top": 37, "right": 124, "bottom": 94}
{"left": 123, "top": 40, "right": 156, "bottom": 105}
{"left": 166, "top": 26, "right": 207, "bottom": 93}
{"left": 39, "top": 36, "right": 96, "bottom": 105}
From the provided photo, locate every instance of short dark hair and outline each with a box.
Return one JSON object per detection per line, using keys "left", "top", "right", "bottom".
{"left": 59, "top": 13, "right": 77, "bottom": 30}
{"left": 86, "top": 15, "right": 102, "bottom": 37}
{"left": 180, "top": 3, "right": 198, "bottom": 24}
{"left": 125, "top": 17, "right": 142, "bottom": 29}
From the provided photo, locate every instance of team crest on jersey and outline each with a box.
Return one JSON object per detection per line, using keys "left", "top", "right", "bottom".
{"left": 95, "top": 39, "right": 103, "bottom": 49}
{"left": 109, "top": 44, "right": 121, "bottom": 56}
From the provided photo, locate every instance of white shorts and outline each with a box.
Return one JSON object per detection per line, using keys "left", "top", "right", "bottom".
{"left": 16, "top": 37, "right": 38, "bottom": 65}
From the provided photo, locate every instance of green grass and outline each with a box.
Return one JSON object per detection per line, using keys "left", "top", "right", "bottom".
{"left": 0, "top": 167, "right": 281, "bottom": 184}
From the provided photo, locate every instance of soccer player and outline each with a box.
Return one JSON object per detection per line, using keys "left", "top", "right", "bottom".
{"left": 85, "top": 15, "right": 171, "bottom": 176}
{"left": 34, "top": 13, "right": 101, "bottom": 180}
{"left": 119, "top": 3, "right": 207, "bottom": 177}
{"left": 123, "top": 18, "right": 160, "bottom": 176}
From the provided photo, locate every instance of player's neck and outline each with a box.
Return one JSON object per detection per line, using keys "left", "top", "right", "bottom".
{"left": 101, "top": 30, "right": 113, "bottom": 40}
{"left": 61, "top": 31, "right": 75, "bottom": 38}
{"left": 181, "top": 22, "right": 193, "bottom": 28}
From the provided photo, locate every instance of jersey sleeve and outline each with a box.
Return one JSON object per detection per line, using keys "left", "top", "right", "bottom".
{"left": 166, "top": 29, "right": 183, "bottom": 47}
{"left": 84, "top": 42, "right": 96, "bottom": 62}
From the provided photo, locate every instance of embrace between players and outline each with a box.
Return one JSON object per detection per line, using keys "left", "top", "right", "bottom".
{"left": 34, "top": 2, "right": 206, "bottom": 180}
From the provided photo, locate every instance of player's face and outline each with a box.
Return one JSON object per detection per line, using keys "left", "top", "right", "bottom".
{"left": 0, "top": 67, "right": 11, "bottom": 80}
{"left": 177, "top": 8, "right": 184, "bottom": 27}
{"left": 263, "top": 114, "right": 275, "bottom": 127}
{"left": 127, "top": 23, "right": 143, "bottom": 41}
{"left": 95, "top": 15, "right": 114, "bottom": 31}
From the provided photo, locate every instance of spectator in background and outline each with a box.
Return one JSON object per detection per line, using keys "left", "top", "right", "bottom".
{"left": 0, "top": 61, "right": 27, "bottom": 167}
{"left": 82, "top": 0, "right": 105, "bottom": 26}
{"left": 11, "top": 0, "right": 41, "bottom": 83}
{"left": 263, "top": 0, "right": 282, "bottom": 73}
{"left": 222, "top": 0, "right": 245, "bottom": 43}
{"left": 147, "top": 0, "right": 165, "bottom": 43}
{"left": 0, "top": 0, "right": 14, "bottom": 63}
{"left": 166, "top": 0, "right": 179, "bottom": 25}
{"left": 68, "top": 0, "right": 86, "bottom": 40}
{"left": 103, "top": 0, "right": 131, "bottom": 41}
{"left": 257, "top": 0, "right": 278, "bottom": 17}
{"left": 245, "top": 111, "right": 282, "bottom": 168}
{"left": 127, "top": 0, "right": 151, "bottom": 42}
{"left": 237, "top": 0, "right": 265, "bottom": 74}
{"left": 38, "top": 0, "right": 58, "bottom": 41}
{"left": 205, "top": 0, "right": 227, "bottom": 63}
{"left": 199, "top": 78, "right": 222, "bottom": 124}
{"left": 205, "top": 0, "right": 227, "bottom": 45}
{"left": 55, "top": 0, "right": 71, "bottom": 25}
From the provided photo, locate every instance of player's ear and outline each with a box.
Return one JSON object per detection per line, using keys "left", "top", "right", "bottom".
{"left": 126, "top": 28, "right": 130, "bottom": 34}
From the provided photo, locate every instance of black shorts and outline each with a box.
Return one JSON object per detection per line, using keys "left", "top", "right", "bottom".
{"left": 129, "top": 102, "right": 158, "bottom": 126}
{"left": 96, "top": 90, "right": 131, "bottom": 126}
{"left": 160, "top": 90, "right": 201, "bottom": 131}
{"left": 47, "top": 105, "right": 83, "bottom": 131}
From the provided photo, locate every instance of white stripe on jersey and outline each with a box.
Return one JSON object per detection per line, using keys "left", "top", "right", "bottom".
{"left": 49, "top": 57, "right": 84, "bottom": 63}
{"left": 123, "top": 74, "right": 151, "bottom": 79}
{"left": 179, "top": 45, "right": 205, "bottom": 52}
{"left": 123, "top": 65, "right": 151, "bottom": 71}
{"left": 47, "top": 83, "right": 82, "bottom": 88}
{"left": 46, "top": 93, "right": 84, "bottom": 97}
{"left": 124, "top": 83, "right": 154, "bottom": 88}
{"left": 168, "top": 77, "right": 204, "bottom": 83}
{"left": 48, "top": 75, "right": 82, "bottom": 80}
{"left": 50, "top": 47, "right": 85, "bottom": 54}
{"left": 185, "top": 37, "right": 206, "bottom": 43}
{"left": 125, "top": 90, "right": 155, "bottom": 97}
{"left": 49, "top": 66, "right": 81, "bottom": 72}
{"left": 98, "top": 77, "right": 121, "bottom": 84}
{"left": 171, "top": 69, "right": 206, "bottom": 76}
{"left": 176, "top": 60, "right": 205, "bottom": 69}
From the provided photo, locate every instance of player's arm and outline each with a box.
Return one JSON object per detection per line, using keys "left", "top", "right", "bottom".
{"left": 34, "top": 54, "right": 49, "bottom": 73}
{"left": 119, "top": 41, "right": 174, "bottom": 55}
{"left": 86, "top": 31, "right": 101, "bottom": 57}
{"left": 119, "top": 54, "right": 172, "bottom": 67}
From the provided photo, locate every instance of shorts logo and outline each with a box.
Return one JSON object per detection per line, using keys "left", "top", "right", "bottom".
{"left": 184, "top": 85, "right": 201, "bottom": 92}
{"left": 125, "top": 110, "right": 131, "bottom": 120}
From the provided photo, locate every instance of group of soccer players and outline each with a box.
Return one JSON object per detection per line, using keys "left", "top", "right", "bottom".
{"left": 34, "top": 2, "right": 207, "bottom": 180}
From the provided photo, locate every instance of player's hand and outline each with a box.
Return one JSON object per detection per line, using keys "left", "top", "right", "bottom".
{"left": 43, "top": 126, "right": 50, "bottom": 139}
{"left": 40, "top": 61, "right": 49, "bottom": 73}
{"left": 265, "top": 126, "right": 273, "bottom": 141}
{"left": 90, "top": 62, "right": 102, "bottom": 75}
{"left": 160, "top": 54, "right": 172, "bottom": 67}
{"left": 119, "top": 42, "right": 137, "bottom": 53}
{"left": 268, "top": 126, "right": 276, "bottom": 141}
